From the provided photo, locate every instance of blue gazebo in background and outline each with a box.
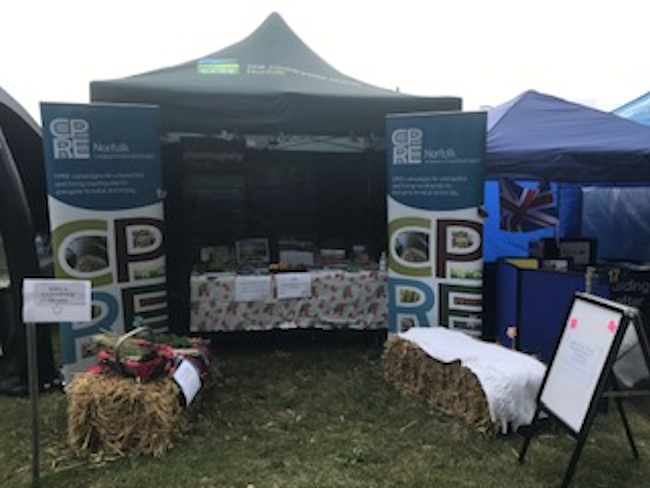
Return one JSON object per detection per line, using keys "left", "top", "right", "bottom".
{"left": 614, "top": 92, "right": 650, "bottom": 126}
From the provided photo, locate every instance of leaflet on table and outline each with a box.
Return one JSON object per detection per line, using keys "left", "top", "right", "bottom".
{"left": 234, "top": 275, "right": 273, "bottom": 301}
{"left": 275, "top": 272, "right": 312, "bottom": 299}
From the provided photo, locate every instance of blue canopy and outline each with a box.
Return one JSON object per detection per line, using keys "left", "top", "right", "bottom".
{"left": 486, "top": 90, "right": 650, "bottom": 183}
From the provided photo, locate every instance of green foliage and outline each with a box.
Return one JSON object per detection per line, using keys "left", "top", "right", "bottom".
{"left": 1, "top": 334, "right": 650, "bottom": 487}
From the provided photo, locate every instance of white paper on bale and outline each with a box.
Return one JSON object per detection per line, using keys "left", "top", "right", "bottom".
{"left": 275, "top": 273, "right": 312, "bottom": 299}
{"left": 399, "top": 327, "right": 547, "bottom": 433}
{"left": 234, "top": 275, "right": 273, "bottom": 302}
{"left": 172, "top": 358, "right": 201, "bottom": 405}
{"left": 22, "top": 279, "right": 91, "bottom": 323}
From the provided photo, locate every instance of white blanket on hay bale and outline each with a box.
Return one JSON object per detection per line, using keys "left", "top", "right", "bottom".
{"left": 399, "top": 327, "right": 547, "bottom": 433}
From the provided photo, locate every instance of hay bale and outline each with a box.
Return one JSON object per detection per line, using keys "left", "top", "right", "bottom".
{"left": 383, "top": 336, "right": 495, "bottom": 433}
{"left": 67, "top": 373, "right": 197, "bottom": 457}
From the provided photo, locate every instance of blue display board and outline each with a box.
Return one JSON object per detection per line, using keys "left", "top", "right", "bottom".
{"left": 494, "top": 260, "right": 610, "bottom": 363}
{"left": 518, "top": 268, "right": 610, "bottom": 363}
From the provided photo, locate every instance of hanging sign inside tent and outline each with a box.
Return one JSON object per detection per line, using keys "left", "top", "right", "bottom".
{"left": 40, "top": 103, "right": 168, "bottom": 383}
{"left": 386, "top": 111, "right": 486, "bottom": 336}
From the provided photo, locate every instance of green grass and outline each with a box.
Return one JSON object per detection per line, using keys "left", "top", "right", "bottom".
{"left": 1, "top": 331, "right": 650, "bottom": 487}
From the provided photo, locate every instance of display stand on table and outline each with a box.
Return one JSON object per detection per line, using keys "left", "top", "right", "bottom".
{"left": 519, "top": 292, "right": 650, "bottom": 488}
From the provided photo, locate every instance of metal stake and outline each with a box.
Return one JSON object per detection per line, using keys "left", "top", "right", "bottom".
{"left": 26, "top": 321, "right": 40, "bottom": 486}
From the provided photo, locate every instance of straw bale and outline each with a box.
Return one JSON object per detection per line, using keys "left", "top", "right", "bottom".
{"left": 67, "top": 373, "right": 200, "bottom": 457}
{"left": 383, "top": 336, "right": 495, "bottom": 433}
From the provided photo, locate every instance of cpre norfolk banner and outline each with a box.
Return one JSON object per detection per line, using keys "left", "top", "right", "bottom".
{"left": 386, "top": 111, "right": 486, "bottom": 336}
{"left": 41, "top": 103, "right": 168, "bottom": 382}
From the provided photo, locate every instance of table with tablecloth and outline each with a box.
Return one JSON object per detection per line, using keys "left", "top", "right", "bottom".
{"left": 190, "top": 269, "right": 388, "bottom": 332}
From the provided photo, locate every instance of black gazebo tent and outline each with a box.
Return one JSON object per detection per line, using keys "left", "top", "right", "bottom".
{"left": 90, "top": 13, "right": 462, "bottom": 332}
{"left": 90, "top": 12, "right": 461, "bottom": 137}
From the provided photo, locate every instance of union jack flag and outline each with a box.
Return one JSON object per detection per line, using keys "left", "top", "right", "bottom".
{"left": 499, "top": 178, "right": 558, "bottom": 232}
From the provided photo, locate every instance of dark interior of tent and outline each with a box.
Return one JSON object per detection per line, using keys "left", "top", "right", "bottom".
{"left": 160, "top": 137, "right": 389, "bottom": 329}
{"left": 174, "top": 152, "right": 386, "bottom": 257}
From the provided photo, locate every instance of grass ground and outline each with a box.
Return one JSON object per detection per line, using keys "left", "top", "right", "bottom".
{"left": 1, "top": 330, "right": 650, "bottom": 487}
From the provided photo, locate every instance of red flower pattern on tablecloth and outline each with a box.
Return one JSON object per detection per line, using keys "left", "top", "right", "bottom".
{"left": 190, "top": 270, "right": 388, "bottom": 332}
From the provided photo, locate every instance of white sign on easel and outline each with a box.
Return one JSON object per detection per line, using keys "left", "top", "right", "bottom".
{"left": 538, "top": 296, "right": 622, "bottom": 433}
{"left": 519, "top": 292, "right": 650, "bottom": 488}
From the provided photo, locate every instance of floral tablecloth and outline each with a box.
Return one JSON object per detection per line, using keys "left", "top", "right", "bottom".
{"left": 190, "top": 270, "right": 388, "bottom": 332}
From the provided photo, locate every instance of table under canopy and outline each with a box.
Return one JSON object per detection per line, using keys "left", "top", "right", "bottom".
{"left": 190, "top": 269, "right": 388, "bottom": 332}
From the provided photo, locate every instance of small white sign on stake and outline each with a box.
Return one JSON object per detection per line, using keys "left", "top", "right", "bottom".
{"left": 23, "top": 279, "right": 92, "bottom": 323}
{"left": 21, "top": 278, "right": 91, "bottom": 485}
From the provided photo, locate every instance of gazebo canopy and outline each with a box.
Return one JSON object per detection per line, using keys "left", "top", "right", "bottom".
{"left": 486, "top": 90, "right": 650, "bottom": 183}
{"left": 90, "top": 12, "right": 461, "bottom": 137}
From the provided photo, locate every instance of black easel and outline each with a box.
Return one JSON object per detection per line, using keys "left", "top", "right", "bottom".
{"left": 519, "top": 292, "right": 650, "bottom": 488}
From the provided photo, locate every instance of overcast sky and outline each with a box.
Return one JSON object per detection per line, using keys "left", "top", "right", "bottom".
{"left": 4, "top": 0, "right": 650, "bottom": 123}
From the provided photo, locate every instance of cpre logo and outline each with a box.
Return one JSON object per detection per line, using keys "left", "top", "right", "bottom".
{"left": 49, "top": 118, "right": 90, "bottom": 159}
{"left": 391, "top": 128, "right": 422, "bottom": 164}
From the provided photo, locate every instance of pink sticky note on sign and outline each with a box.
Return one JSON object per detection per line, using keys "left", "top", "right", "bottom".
{"left": 569, "top": 317, "right": 578, "bottom": 329}
{"left": 608, "top": 320, "right": 618, "bottom": 334}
